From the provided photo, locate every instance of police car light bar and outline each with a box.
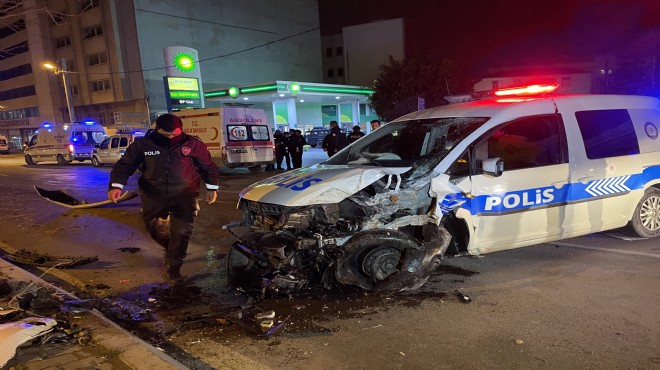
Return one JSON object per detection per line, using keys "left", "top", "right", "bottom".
{"left": 494, "top": 84, "right": 558, "bottom": 97}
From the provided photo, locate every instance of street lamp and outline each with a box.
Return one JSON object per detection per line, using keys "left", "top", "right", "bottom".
{"left": 43, "top": 59, "right": 76, "bottom": 123}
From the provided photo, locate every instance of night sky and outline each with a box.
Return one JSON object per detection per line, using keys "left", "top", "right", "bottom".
{"left": 318, "top": 0, "right": 660, "bottom": 75}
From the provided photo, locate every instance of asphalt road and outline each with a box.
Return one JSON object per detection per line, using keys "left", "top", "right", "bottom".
{"left": 0, "top": 151, "right": 659, "bottom": 370}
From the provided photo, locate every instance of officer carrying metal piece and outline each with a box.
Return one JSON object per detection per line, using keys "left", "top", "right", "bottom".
{"left": 107, "top": 114, "right": 220, "bottom": 286}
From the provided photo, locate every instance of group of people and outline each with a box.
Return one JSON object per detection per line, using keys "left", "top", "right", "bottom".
{"left": 322, "top": 119, "right": 381, "bottom": 157}
{"left": 273, "top": 129, "right": 307, "bottom": 170}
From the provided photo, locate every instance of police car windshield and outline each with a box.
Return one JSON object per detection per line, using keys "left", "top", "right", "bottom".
{"left": 326, "top": 117, "right": 488, "bottom": 168}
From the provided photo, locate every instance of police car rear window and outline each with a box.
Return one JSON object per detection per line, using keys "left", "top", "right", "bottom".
{"left": 575, "top": 109, "right": 640, "bottom": 159}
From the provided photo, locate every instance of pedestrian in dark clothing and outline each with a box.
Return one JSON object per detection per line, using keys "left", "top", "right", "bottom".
{"left": 322, "top": 121, "right": 348, "bottom": 157}
{"left": 274, "top": 130, "right": 291, "bottom": 170}
{"left": 288, "top": 129, "right": 306, "bottom": 168}
{"left": 107, "top": 114, "right": 220, "bottom": 286}
{"left": 348, "top": 125, "right": 365, "bottom": 143}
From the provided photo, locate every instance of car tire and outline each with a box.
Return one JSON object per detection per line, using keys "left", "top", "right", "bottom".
{"left": 624, "top": 187, "right": 660, "bottom": 238}
{"left": 91, "top": 156, "right": 103, "bottom": 167}
{"left": 56, "top": 154, "right": 69, "bottom": 166}
{"left": 25, "top": 155, "right": 35, "bottom": 166}
{"left": 335, "top": 230, "right": 422, "bottom": 291}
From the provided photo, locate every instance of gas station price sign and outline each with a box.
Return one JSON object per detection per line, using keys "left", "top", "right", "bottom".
{"left": 164, "top": 76, "right": 202, "bottom": 110}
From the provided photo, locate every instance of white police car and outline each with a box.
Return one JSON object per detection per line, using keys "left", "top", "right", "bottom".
{"left": 91, "top": 131, "right": 145, "bottom": 167}
{"left": 226, "top": 85, "right": 660, "bottom": 293}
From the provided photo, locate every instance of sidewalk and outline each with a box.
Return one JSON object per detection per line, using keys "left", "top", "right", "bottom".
{"left": 0, "top": 257, "right": 187, "bottom": 370}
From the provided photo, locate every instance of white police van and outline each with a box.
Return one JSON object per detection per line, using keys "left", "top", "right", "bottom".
{"left": 24, "top": 121, "right": 107, "bottom": 165}
{"left": 226, "top": 85, "right": 660, "bottom": 292}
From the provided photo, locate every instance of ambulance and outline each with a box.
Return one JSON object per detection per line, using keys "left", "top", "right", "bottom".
{"left": 226, "top": 84, "right": 660, "bottom": 292}
{"left": 0, "top": 134, "right": 9, "bottom": 154}
{"left": 24, "top": 121, "right": 107, "bottom": 165}
{"left": 173, "top": 107, "right": 275, "bottom": 172}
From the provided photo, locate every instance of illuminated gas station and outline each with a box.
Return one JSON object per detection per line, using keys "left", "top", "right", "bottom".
{"left": 203, "top": 81, "right": 379, "bottom": 134}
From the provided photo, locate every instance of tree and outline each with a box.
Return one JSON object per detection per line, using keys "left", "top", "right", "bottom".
{"left": 369, "top": 56, "right": 470, "bottom": 121}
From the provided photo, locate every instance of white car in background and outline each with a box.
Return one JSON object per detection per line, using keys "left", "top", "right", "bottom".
{"left": 91, "top": 132, "right": 144, "bottom": 167}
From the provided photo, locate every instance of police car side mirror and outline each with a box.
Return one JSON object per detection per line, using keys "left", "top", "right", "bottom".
{"left": 482, "top": 158, "right": 504, "bottom": 177}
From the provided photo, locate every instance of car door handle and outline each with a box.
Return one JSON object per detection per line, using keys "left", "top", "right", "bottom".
{"left": 578, "top": 176, "right": 593, "bottom": 182}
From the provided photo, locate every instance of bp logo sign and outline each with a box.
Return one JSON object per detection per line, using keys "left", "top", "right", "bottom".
{"left": 173, "top": 53, "right": 196, "bottom": 73}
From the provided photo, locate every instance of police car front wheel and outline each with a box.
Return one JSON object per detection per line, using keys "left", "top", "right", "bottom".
{"left": 626, "top": 187, "right": 660, "bottom": 238}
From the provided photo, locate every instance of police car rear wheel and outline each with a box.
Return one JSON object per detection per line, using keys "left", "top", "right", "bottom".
{"left": 626, "top": 188, "right": 660, "bottom": 238}
{"left": 25, "top": 155, "right": 34, "bottom": 166}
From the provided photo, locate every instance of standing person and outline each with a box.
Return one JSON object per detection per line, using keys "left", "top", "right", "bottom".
{"left": 322, "top": 121, "right": 347, "bottom": 157}
{"left": 370, "top": 119, "right": 381, "bottom": 131}
{"left": 288, "top": 129, "right": 306, "bottom": 168}
{"left": 274, "top": 130, "right": 291, "bottom": 170}
{"left": 107, "top": 114, "right": 220, "bottom": 286}
{"left": 282, "top": 131, "right": 292, "bottom": 170}
{"left": 348, "top": 125, "right": 365, "bottom": 143}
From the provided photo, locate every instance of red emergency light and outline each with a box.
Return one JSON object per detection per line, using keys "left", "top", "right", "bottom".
{"left": 494, "top": 84, "right": 558, "bottom": 97}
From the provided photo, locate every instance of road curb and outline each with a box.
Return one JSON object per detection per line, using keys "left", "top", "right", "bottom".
{"left": 0, "top": 253, "right": 188, "bottom": 369}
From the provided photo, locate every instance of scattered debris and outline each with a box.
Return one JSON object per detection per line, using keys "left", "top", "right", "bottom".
{"left": 117, "top": 247, "right": 141, "bottom": 254}
{"left": 34, "top": 186, "right": 139, "bottom": 209}
{"left": 3, "top": 249, "right": 98, "bottom": 268}
{"left": 515, "top": 339, "right": 524, "bottom": 345}
{"left": 454, "top": 290, "right": 471, "bottom": 303}
{"left": 0, "top": 317, "right": 57, "bottom": 367}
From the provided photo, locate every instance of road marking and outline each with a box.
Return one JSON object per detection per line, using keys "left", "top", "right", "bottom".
{"left": 551, "top": 241, "right": 660, "bottom": 258}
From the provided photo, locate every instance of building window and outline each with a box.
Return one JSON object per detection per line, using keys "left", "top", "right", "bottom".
{"left": 83, "top": 25, "right": 103, "bottom": 39}
{"left": 0, "top": 106, "right": 39, "bottom": 120}
{"left": 70, "top": 85, "right": 79, "bottom": 96}
{"left": 90, "top": 79, "right": 111, "bottom": 92}
{"left": 80, "top": 0, "right": 100, "bottom": 11}
{"left": 561, "top": 76, "right": 572, "bottom": 88}
{"left": 55, "top": 36, "right": 71, "bottom": 48}
{"left": 337, "top": 67, "right": 344, "bottom": 77}
{"left": 87, "top": 52, "right": 107, "bottom": 66}
{"left": 326, "top": 48, "right": 332, "bottom": 57}
{"left": 0, "top": 85, "right": 36, "bottom": 100}
{"left": 0, "top": 63, "right": 32, "bottom": 81}
{"left": 86, "top": 111, "right": 107, "bottom": 125}
{"left": 327, "top": 68, "right": 334, "bottom": 78}
{"left": 65, "top": 59, "right": 76, "bottom": 71}
{"left": 0, "top": 20, "right": 25, "bottom": 39}
{"left": 0, "top": 41, "right": 29, "bottom": 61}
{"left": 336, "top": 46, "right": 343, "bottom": 56}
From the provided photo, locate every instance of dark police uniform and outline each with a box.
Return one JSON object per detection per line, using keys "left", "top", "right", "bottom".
{"left": 109, "top": 130, "right": 219, "bottom": 274}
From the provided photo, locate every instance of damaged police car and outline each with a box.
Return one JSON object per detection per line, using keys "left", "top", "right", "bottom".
{"left": 225, "top": 85, "right": 660, "bottom": 295}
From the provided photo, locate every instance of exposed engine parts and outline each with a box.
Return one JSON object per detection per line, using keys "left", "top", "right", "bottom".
{"left": 225, "top": 174, "right": 457, "bottom": 296}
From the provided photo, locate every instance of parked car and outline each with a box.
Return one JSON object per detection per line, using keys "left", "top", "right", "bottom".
{"left": 303, "top": 127, "right": 329, "bottom": 147}
{"left": 91, "top": 132, "right": 144, "bottom": 167}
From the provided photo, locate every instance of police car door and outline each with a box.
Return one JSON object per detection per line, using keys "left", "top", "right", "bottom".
{"left": 468, "top": 113, "right": 569, "bottom": 253}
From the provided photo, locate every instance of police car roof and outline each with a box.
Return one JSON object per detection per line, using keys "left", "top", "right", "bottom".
{"left": 393, "top": 94, "right": 660, "bottom": 122}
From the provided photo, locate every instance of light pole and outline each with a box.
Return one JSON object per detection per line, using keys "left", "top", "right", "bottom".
{"left": 44, "top": 59, "right": 76, "bottom": 123}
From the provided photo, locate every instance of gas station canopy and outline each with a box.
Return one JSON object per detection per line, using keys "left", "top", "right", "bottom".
{"left": 204, "top": 80, "right": 374, "bottom": 104}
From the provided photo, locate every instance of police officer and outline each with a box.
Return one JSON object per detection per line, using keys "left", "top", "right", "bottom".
{"left": 348, "top": 125, "right": 365, "bottom": 143}
{"left": 288, "top": 129, "right": 306, "bottom": 168}
{"left": 322, "top": 121, "right": 348, "bottom": 157}
{"left": 107, "top": 114, "right": 220, "bottom": 286}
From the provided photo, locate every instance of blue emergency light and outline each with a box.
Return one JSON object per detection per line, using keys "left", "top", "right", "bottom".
{"left": 83, "top": 120, "right": 96, "bottom": 126}
{"left": 42, "top": 122, "right": 52, "bottom": 128}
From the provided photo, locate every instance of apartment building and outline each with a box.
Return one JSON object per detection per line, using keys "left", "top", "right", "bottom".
{"left": 0, "top": 0, "right": 321, "bottom": 150}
